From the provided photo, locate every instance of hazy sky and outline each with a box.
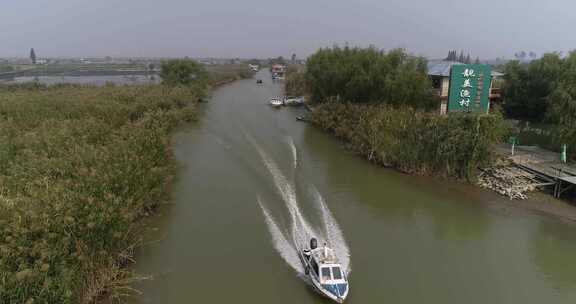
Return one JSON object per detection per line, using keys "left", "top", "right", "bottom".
{"left": 1, "top": 0, "right": 575, "bottom": 59}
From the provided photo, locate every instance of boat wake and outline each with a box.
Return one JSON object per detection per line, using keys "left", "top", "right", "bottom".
{"left": 247, "top": 132, "right": 351, "bottom": 276}
{"left": 287, "top": 136, "right": 298, "bottom": 169}
{"left": 257, "top": 197, "right": 302, "bottom": 273}
{"left": 311, "top": 186, "right": 351, "bottom": 274}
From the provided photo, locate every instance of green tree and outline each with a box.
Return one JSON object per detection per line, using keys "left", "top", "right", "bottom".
{"left": 160, "top": 59, "right": 207, "bottom": 86}
{"left": 247, "top": 58, "right": 260, "bottom": 65}
{"left": 515, "top": 51, "right": 527, "bottom": 61}
{"left": 305, "top": 46, "right": 436, "bottom": 109}
{"left": 548, "top": 85, "right": 576, "bottom": 148}
{"left": 503, "top": 52, "right": 563, "bottom": 121}
{"left": 546, "top": 51, "right": 576, "bottom": 157}
{"left": 458, "top": 51, "right": 465, "bottom": 63}
{"left": 30, "top": 48, "right": 36, "bottom": 64}
{"left": 446, "top": 50, "right": 458, "bottom": 61}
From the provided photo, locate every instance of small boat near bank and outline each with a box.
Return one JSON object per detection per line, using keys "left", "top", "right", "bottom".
{"left": 268, "top": 97, "right": 284, "bottom": 107}
{"left": 267, "top": 96, "right": 305, "bottom": 108}
{"left": 299, "top": 238, "right": 349, "bottom": 303}
{"left": 284, "top": 96, "right": 305, "bottom": 106}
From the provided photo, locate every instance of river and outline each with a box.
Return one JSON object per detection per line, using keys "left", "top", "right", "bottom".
{"left": 130, "top": 70, "right": 576, "bottom": 304}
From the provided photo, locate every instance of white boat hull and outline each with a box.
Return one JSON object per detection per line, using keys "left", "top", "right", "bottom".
{"left": 268, "top": 98, "right": 284, "bottom": 107}
{"left": 309, "top": 277, "right": 347, "bottom": 303}
{"left": 298, "top": 249, "right": 349, "bottom": 303}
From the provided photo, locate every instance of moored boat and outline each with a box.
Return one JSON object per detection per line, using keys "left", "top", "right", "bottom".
{"left": 284, "top": 96, "right": 305, "bottom": 106}
{"left": 268, "top": 97, "right": 284, "bottom": 107}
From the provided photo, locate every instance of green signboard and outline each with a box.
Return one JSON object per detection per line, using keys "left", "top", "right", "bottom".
{"left": 448, "top": 64, "right": 492, "bottom": 113}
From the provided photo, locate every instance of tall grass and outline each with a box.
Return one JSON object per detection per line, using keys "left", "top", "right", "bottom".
{"left": 284, "top": 65, "right": 306, "bottom": 96}
{"left": 0, "top": 84, "right": 199, "bottom": 303}
{"left": 311, "top": 102, "right": 507, "bottom": 180}
{"left": 205, "top": 64, "right": 255, "bottom": 86}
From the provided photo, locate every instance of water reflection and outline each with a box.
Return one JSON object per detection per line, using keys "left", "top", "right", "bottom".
{"left": 300, "top": 124, "right": 491, "bottom": 241}
{"left": 0, "top": 75, "right": 158, "bottom": 86}
{"left": 532, "top": 218, "right": 576, "bottom": 290}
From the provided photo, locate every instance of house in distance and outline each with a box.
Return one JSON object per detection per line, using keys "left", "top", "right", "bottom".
{"left": 427, "top": 60, "right": 503, "bottom": 114}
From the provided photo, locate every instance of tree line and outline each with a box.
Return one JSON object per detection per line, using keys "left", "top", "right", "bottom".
{"left": 503, "top": 52, "right": 575, "bottom": 121}
{"left": 305, "top": 46, "right": 437, "bottom": 109}
{"left": 445, "top": 50, "right": 480, "bottom": 64}
{"left": 503, "top": 51, "right": 576, "bottom": 150}
{"left": 301, "top": 45, "right": 508, "bottom": 180}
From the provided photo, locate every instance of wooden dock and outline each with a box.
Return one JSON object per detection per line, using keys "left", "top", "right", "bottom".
{"left": 483, "top": 145, "right": 576, "bottom": 199}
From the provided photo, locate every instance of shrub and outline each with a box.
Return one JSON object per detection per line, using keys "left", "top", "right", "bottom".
{"left": 547, "top": 84, "right": 576, "bottom": 160}
{"left": 205, "top": 64, "right": 255, "bottom": 86}
{"left": 311, "top": 102, "right": 506, "bottom": 180}
{"left": 285, "top": 65, "right": 306, "bottom": 96}
{"left": 160, "top": 59, "right": 207, "bottom": 87}
{"left": 502, "top": 53, "right": 564, "bottom": 121}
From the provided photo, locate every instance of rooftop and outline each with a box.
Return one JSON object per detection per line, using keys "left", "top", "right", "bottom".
{"left": 427, "top": 60, "right": 503, "bottom": 77}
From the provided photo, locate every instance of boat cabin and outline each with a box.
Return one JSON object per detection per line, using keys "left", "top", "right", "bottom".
{"left": 309, "top": 247, "right": 346, "bottom": 284}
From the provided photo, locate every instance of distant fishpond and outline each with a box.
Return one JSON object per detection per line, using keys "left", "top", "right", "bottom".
{"left": 0, "top": 75, "right": 160, "bottom": 86}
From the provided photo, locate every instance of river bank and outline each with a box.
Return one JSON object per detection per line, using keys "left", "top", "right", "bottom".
{"left": 307, "top": 102, "right": 576, "bottom": 224}
{"left": 309, "top": 102, "right": 506, "bottom": 180}
{"left": 504, "top": 192, "right": 576, "bottom": 223}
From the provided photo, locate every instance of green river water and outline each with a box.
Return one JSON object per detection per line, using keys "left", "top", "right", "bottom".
{"left": 130, "top": 70, "right": 576, "bottom": 304}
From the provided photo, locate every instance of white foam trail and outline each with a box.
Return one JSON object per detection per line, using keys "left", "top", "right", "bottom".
{"left": 311, "top": 187, "right": 351, "bottom": 274}
{"left": 245, "top": 128, "right": 351, "bottom": 277}
{"left": 287, "top": 136, "right": 298, "bottom": 169}
{"left": 243, "top": 130, "right": 316, "bottom": 240}
{"left": 258, "top": 197, "right": 303, "bottom": 274}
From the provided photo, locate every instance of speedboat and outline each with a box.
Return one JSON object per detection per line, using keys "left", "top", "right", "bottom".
{"left": 299, "top": 238, "right": 349, "bottom": 303}
{"left": 268, "top": 97, "right": 284, "bottom": 107}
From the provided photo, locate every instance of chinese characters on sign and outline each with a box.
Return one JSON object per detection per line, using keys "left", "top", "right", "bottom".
{"left": 459, "top": 68, "right": 474, "bottom": 107}
{"left": 448, "top": 64, "right": 492, "bottom": 113}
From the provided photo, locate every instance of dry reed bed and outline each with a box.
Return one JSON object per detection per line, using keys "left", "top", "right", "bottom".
{"left": 0, "top": 84, "right": 199, "bottom": 303}
{"left": 310, "top": 102, "right": 507, "bottom": 180}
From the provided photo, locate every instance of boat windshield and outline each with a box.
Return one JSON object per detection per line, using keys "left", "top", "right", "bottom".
{"left": 332, "top": 266, "right": 342, "bottom": 280}
{"left": 321, "top": 267, "right": 331, "bottom": 281}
